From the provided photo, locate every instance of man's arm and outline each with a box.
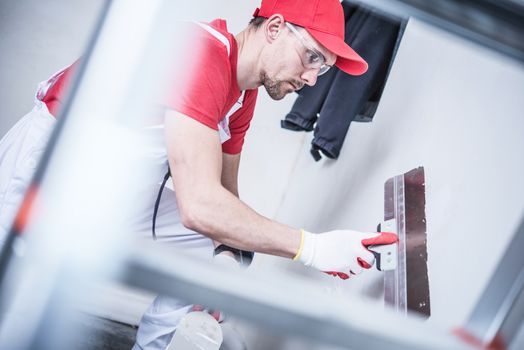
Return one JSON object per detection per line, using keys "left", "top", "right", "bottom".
{"left": 164, "top": 110, "right": 301, "bottom": 258}
{"left": 221, "top": 152, "right": 240, "bottom": 198}
{"left": 164, "top": 110, "right": 397, "bottom": 275}
{"left": 212, "top": 152, "right": 240, "bottom": 250}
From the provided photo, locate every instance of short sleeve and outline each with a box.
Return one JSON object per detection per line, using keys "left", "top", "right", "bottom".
{"left": 163, "top": 31, "right": 231, "bottom": 131}
{"left": 221, "top": 89, "right": 258, "bottom": 154}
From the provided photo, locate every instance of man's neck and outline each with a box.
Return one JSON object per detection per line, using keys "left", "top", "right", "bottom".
{"left": 235, "top": 29, "right": 263, "bottom": 91}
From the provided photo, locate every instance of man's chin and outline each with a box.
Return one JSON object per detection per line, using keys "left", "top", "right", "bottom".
{"left": 269, "top": 93, "right": 286, "bottom": 101}
{"left": 265, "top": 87, "right": 292, "bottom": 101}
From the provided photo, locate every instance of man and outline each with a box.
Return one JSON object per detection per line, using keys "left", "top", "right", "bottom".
{"left": 0, "top": 0, "right": 397, "bottom": 349}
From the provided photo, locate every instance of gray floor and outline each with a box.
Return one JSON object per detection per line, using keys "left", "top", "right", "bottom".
{"left": 76, "top": 314, "right": 137, "bottom": 350}
{"left": 70, "top": 314, "right": 332, "bottom": 350}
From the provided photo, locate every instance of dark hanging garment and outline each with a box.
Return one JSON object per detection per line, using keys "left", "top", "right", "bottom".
{"left": 281, "top": 65, "right": 338, "bottom": 133}
{"left": 281, "top": 2, "right": 403, "bottom": 161}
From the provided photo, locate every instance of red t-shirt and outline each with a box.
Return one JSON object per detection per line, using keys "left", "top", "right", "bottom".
{"left": 42, "top": 19, "right": 257, "bottom": 155}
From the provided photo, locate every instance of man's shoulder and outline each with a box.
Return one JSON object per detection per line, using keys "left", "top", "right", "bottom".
{"left": 206, "top": 19, "right": 231, "bottom": 36}
{"left": 191, "top": 19, "right": 234, "bottom": 52}
{"left": 187, "top": 19, "right": 238, "bottom": 91}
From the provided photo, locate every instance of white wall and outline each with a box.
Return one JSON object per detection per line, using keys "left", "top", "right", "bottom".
{"left": 0, "top": 0, "right": 105, "bottom": 136}
{"left": 248, "top": 18, "right": 524, "bottom": 336}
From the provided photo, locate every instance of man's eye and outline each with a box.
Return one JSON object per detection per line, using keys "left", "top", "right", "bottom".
{"left": 306, "top": 50, "right": 320, "bottom": 64}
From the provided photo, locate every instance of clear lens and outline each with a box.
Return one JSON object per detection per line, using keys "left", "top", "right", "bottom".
{"left": 304, "top": 49, "right": 322, "bottom": 67}
{"left": 318, "top": 64, "right": 331, "bottom": 76}
{"left": 286, "top": 22, "right": 332, "bottom": 77}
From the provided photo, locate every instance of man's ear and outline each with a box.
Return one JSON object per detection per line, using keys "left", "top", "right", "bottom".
{"left": 263, "top": 14, "right": 285, "bottom": 43}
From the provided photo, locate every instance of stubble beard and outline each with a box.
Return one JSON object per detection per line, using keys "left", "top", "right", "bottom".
{"left": 261, "top": 72, "right": 293, "bottom": 101}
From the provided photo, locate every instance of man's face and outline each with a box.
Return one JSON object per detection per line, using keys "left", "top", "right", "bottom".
{"left": 261, "top": 24, "right": 337, "bottom": 101}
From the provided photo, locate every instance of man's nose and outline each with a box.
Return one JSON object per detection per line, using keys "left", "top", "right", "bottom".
{"left": 301, "top": 68, "right": 319, "bottom": 87}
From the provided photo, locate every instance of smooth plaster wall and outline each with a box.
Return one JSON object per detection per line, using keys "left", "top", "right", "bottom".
{"left": 264, "top": 17, "right": 524, "bottom": 339}
{"left": 237, "top": 18, "right": 524, "bottom": 349}
{"left": 239, "top": 14, "right": 524, "bottom": 350}
{"left": 0, "top": 0, "right": 105, "bottom": 136}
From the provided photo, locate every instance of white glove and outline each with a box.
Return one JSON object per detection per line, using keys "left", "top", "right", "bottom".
{"left": 295, "top": 229, "right": 380, "bottom": 276}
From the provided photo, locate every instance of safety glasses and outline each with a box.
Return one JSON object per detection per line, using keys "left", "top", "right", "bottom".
{"left": 286, "top": 22, "right": 332, "bottom": 76}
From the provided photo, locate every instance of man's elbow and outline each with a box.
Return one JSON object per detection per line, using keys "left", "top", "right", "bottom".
{"left": 178, "top": 198, "right": 210, "bottom": 233}
{"left": 176, "top": 184, "right": 224, "bottom": 233}
{"left": 179, "top": 205, "right": 200, "bottom": 231}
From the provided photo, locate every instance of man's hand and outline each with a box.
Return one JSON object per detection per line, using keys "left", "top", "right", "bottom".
{"left": 296, "top": 230, "right": 398, "bottom": 279}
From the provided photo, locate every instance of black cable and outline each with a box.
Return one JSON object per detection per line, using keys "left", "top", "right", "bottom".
{"left": 152, "top": 169, "right": 171, "bottom": 240}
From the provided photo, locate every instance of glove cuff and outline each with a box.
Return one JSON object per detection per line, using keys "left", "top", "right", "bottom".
{"left": 295, "top": 230, "right": 315, "bottom": 266}
{"left": 292, "top": 229, "right": 305, "bottom": 260}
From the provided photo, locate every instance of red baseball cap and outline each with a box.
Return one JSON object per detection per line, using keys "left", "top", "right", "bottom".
{"left": 253, "top": 0, "right": 368, "bottom": 75}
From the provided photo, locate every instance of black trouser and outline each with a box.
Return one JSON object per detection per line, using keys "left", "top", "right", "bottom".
{"left": 282, "top": 2, "right": 401, "bottom": 160}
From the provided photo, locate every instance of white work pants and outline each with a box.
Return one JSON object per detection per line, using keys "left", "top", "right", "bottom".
{"left": 0, "top": 103, "right": 54, "bottom": 245}
{"left": 131, "top": 184, "right": 215, "bottom": 350}
{"left": 0, "top": 93, "right": 215, "bottom": 350}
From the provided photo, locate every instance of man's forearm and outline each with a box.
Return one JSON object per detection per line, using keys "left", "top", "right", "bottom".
{"left": 178, "top": 183, "right": 301, "bottom": 259}
{"left": 164, "top": 113, "right": 301, "bottom": 258}
{"left": 212, "top": 174, "right": 239, "bottom": 249}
